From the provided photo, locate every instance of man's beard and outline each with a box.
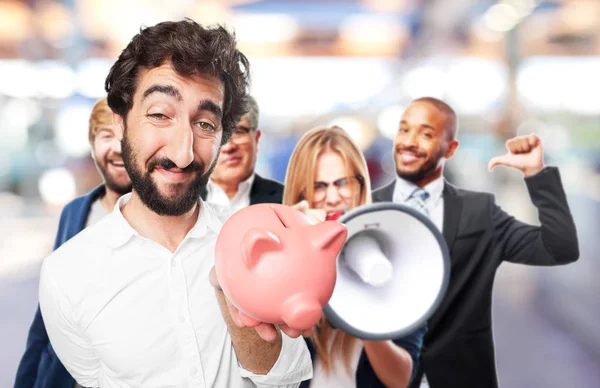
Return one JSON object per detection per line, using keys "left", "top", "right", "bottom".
{"left": 395, "top": 146, "right": 445, "bottom": 183}
{"left": 121, "top": 131, "right": 217, "bottom": 216}
{"left": 96, "top": 158, "right": 132, "bottom": 196}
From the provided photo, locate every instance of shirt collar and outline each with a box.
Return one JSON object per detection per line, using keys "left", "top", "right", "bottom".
{"left": 187, "top": 199, "right": 227, "bottom": 239}
{"left": 106, "top": 194, "right": 225, "bottom": 249}
{"left": 106, "top": 193, "right": 138, "bottom": 249}
{"left": 207, "top": 173, "right": 255, "bottom": 198}
{"left": 393, "top": 174, "right": 445, "bottom": 204}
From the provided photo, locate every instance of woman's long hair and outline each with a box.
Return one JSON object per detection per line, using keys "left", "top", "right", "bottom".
{"left": 283, "top": 125, "right": 372, "bottom": 374}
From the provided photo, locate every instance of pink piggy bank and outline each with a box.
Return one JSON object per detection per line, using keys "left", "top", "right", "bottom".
{"left": 215, "top": 203, "right": 348, "bottom": 331}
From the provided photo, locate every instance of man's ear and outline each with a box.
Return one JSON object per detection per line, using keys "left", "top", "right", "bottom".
{"left": 445, "top": 139, "right": 459, "bottom": 159}
{"left": 254, "top": 129, "right": 262, "bottom": 146}
{"left": 112, "top": 113, "right": 125, "bottom": 141}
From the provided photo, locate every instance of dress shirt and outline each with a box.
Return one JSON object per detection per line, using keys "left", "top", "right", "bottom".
{"left": 39, "top": 194, "right": 312, "bottom": 388}
{"left": 392, "top": 175, "right": 444, "bottom": 388}
{"left": 392, "top": 176, "right": 445, "bottom": 232}
{"left": 206, "top": 174, "right": 255, "bottom": 213}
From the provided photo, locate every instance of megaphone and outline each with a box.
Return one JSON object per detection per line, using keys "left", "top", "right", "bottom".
{"left": 323, "top": 202, "right": 450, "bottom": 340}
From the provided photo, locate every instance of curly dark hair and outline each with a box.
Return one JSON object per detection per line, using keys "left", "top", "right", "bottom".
{"left": 105, "top": 19, "right": 250, "bottom": 144}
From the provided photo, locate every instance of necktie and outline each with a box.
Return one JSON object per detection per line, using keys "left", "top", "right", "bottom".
{"left": 409, "top": 187, "right": 432, "bottom": 388}
{"left": 407, "top": 188, "right": 430, "bottom": 217}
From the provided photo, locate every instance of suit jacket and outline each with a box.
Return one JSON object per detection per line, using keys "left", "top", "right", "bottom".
{"left": 15, "top": 185, "right": 106, "bottom": 388}
{"left": 372, "top": 167, "right": 579, "bottom": 388}
{"left": 200, "top": 173, "right": 284, "bottom": 206}
{"left": 300, "top": 324, "right": 426, "bottom": 388}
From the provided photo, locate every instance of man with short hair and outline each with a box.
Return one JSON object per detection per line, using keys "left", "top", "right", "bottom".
{"left": 15, "top": 97, "right": 131, "bottom": 388}
{"left": 38, "top": 20, "right": 311, "bottom": 388}
{"left": 373, "top": 96, "right": 579, "bottom": 388}
{"left": 204, "top": 95, "right": 284, "bottom": 209}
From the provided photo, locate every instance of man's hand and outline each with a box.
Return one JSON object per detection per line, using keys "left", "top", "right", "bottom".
{"left": 291, "top": 200, "right": 326, "bottom": 225}
{"left": 488, "top": 134, "right": 545, "bottom": 177}
{"left": 209, "top": 266, "right": 313, "bottom": 342}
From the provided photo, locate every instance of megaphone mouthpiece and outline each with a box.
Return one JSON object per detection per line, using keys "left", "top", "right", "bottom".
{"left": 343, "top": 234, "right": 393, "bottom": 287}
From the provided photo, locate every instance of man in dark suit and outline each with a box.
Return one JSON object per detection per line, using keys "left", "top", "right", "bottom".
{"left": 372, "top": 97, "right": 579, "bottom": 388}
{"left": 202, "top": 95, "right": 283, "bottom": 206}
{"left": 15, "top": 97, "right": 132, "bottom": 388}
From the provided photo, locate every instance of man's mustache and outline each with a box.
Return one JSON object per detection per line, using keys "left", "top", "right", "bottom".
{"left": 395, "top": 146, "right": 427, "bottom": 158}
{"left": 147, "top": 158, "right": 204, "bottom": 173}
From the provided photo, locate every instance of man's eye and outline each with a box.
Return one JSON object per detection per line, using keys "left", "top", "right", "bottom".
{"left": 148, "top": 113, "right": 168, "bottom": 120}
{"left": 196, "top": 121, "right": 216, "bottom": 131}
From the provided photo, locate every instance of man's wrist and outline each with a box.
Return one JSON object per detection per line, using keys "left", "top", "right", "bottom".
{"left": 523, "top": 165, "right": 546, "bottom": 178}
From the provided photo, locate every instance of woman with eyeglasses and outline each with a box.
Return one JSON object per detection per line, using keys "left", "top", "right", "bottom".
{"left": 283, "top": 125, "right": 425, "bottom": 388}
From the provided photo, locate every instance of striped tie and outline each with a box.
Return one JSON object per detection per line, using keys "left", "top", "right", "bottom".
{"left": 407, "top": 188, "right": 430, "bottom": 217}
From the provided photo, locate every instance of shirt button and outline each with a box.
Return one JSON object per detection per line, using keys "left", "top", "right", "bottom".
{"left": 171, "top": 258, "right": 177, "bottom": 267}
{"left": 179, "top": 315, "right": 186, "bottom": 323}
{"left": 190, "top": 366, "right": 198, "bottom": 376}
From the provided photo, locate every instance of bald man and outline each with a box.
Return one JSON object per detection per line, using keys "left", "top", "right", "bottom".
{"left": 373, "top": 97, "right": 579, "bottom": 388}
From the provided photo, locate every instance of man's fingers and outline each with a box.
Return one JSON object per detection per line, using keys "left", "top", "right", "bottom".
{"left": 278, "top": 324, "right": 314, "bottom": 338}
{"left": 506, "top": 138, "right": 525, "bottom": 153}
{"left": 254, "top": 323, "right": 279, "bottom": 342}
{"left": 226, "top": 303, "right": 245, "bottom": 328}
{"left": 528, "top": 134, "right": 539, "bottom": 147}
{"left": 279, "top": 324, "right": 301, "bottom": 338}
{"left": 506, "top": 134, "right": 539, "bottom": 154}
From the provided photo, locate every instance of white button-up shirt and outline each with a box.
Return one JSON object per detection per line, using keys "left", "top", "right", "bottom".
{"left": 39, "top": 194, "right": 312, "bottom": 388}
{"left": 392, "top": 175, "right": 445, "bottom": 232}
{"left": 206, "top": 174, "right": 255, "bottom": 213}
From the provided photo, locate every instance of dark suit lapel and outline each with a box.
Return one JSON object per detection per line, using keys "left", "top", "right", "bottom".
{"left": 373, "top": 181, "right": 395, "bottom": 202}
{"left": 442, "top": 182, "right": 462, "bottom": 252}
{"left": 249, "top": 174, "right": 277, "bottom": 205}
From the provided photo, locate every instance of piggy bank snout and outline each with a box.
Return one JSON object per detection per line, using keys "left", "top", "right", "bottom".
{"left": 281, "top": 294, "right": 324, "bottom": 331}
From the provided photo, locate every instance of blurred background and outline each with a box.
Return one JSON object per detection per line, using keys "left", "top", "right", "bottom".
{"left": 1, "top": 0, "right": 599, "bottom": 386}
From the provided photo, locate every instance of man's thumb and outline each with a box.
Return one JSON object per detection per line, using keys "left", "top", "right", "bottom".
{"left": 488, "top": 155, "right": 511, "bottom": 171}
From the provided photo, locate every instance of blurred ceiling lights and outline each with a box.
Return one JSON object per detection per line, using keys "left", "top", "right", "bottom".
{"left": 328, "top": 116, "right": 377, "bottom": 151}
{"left": 483, "top": 0, "right": 538, "bottom": 32}
{"left": 0, "top": 1, "right": 32, "bottom": 41}
{"left": 38, "top": 168, "right": 77, "bottom": 207}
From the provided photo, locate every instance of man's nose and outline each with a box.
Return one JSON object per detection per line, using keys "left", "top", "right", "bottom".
{"left": 399, "top": 132, "right": 419, "bottom": 148}
{"left": 220, "top": 139, "right": 237, "bottom": 154}
{"left": 164, "top": 124, "right": 194, "bottom": 169}
{"left": 110, "top": 136, "right": 122, "bottom": 154}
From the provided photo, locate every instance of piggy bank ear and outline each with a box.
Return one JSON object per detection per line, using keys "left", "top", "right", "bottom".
{"left": 242, "top": 228, "right": 283, "bottom": 269}
{"left": 307, "top": 222, "right": 348, "bottom": 254}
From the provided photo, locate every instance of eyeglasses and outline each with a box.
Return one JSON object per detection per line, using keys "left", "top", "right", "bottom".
{"left": 229, "top": 125, "right": 255, "bottom": 144}
{"left": 313, "top": 176, "right": 364, "bottom": 202}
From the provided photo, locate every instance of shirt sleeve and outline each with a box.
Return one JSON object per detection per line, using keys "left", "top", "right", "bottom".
{"left": 39, "top": 261, "right": 101, "bottom": 387}
{"left": 393, "top": 323, "right": 427, "bottom": 384}
{"left": 238, "top": 332, "right": 313, "bottom": 388}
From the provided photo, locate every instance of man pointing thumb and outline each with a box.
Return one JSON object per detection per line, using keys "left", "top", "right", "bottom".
{"left": 488, "top": 134, "right": 545, "bottom": 177}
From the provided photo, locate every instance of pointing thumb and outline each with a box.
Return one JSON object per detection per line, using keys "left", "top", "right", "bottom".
{"left": 488, "top": 155, "right": 510, "bottom": 171}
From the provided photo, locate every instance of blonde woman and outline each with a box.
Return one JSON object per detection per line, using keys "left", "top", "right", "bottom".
{"left": 284, "top": 126, "right": 426, "bottom": 388}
